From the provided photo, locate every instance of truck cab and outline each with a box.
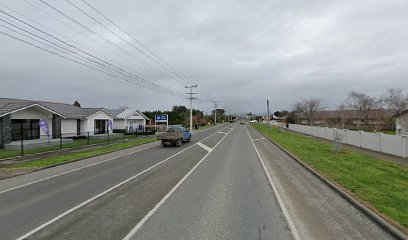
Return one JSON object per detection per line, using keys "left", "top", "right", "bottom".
{"left": 157, "top": 125, "right": 191, "bottom": 147}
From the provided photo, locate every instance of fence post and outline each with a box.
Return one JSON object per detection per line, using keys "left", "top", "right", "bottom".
{"left": 358, "top": 131, "right": 363, "bottom": 148}
{"left": 325, "top": 127, "right": 329, "bottom": 139}
{"left": 87, "top": 132, "right": 90, "bottom": 145}
{"left": 21, "top": 138, "right": 24, "bottom": 156}
{"left": 60, "top": 133, "right": 62, "bottom": 150}
{"left": 344, "top": 129, "right": 348, "bottom": 144}
{"left": 402, "top": 135, "right": 407, "bottom": 158}
{"left": 377, "top": 133, "right": 383, "bottom": 152}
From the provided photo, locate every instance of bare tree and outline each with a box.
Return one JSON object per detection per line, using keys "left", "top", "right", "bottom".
{"left": 381, "top": 88, "right": 408, "bottom": 114}
{"left": 335, "top": 103, "right": 352, "bottom": 129}
{"left": 346, "top": 92, "right": 375, "bottom": 130}
{"left": 294, "top": 97, "right": 324, "bottom": 126}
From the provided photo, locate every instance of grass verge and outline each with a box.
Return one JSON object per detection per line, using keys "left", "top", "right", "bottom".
{"left": 252, "top": 123, "right": 408, "bottom": 231}
{"left": 9, "top": 138, "right": 157, "bottom": 168}
{"left": 0, "top": 134, "right": 153, "bottom": 160}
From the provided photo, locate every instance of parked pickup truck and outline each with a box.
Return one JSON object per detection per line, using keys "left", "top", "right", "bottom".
{"left": 157, "top": 126, "right": 191, "bottom": 147}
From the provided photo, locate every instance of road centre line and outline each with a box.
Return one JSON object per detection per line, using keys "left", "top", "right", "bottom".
{"left": 218, "top": 131, "right": 228, "bottom": 134}
{"left": 196, "top": 142, "right": 213, "bottom": 152}
{"left": 122, "top": 124, "right": 237, "bottom": 240}
{"left": 0, "top": 125, "right": 227, "bottom": 195}
{"left": 245, "top": 126, "right": 301, "bottom": 240}
{"left": 15, "top": 125, "right": 233, "bottom": 240}
{"left": 253, "top": 138, "right": 266, "bottom": 141}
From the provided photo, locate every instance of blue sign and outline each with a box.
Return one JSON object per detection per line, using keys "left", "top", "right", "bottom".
{"left": 155, "top": 114, "right": 168, "bottom": 122}
{"left": 39, "top": 119, "right": 49, "bottom": 136}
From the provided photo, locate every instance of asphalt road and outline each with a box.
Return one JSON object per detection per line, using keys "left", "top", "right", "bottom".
{"left": 0, "top": 123, "right": 397, "bottom": 240}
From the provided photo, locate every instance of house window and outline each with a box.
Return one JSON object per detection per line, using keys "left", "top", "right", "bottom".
{"left": 11, "top": 119, "right": 40, "bottom": 141}
{"left": 94, "top": 120, "right": 106, "bottom": 134}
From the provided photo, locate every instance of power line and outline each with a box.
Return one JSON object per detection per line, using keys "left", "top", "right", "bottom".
{"left": 80, "top": 0, "right": 195, "bottom": 85}
{"left": 38, "top": 0, "right": 186, "bottom": 88}
{"left": 0, "top": 29, "right": 173, "bottom": 95}
{"left": 0, "top": 7, "right": 184, "bottom": 97}
{"left": 21, "top": 0, "right": 148, "bottom": 76}
{"left": 9, "top": 1, "right": 145, "bottom": 78}
{"left": 65, "top": 0, "right": 188, "bottom": 86}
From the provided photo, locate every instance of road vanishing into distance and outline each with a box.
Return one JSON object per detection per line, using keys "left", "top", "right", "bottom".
{"left": 0, "top": 123, "right": 397, "bottom": 240}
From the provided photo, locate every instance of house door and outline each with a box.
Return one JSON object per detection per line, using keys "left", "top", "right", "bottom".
{"left": 94, "top": 120, "right": 106, "bottom": 134}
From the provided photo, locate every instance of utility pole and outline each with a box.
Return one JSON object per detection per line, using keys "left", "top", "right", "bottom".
{"left": 214, "top": 102, "right": 218, "bottom": 125}
{"left": 267, "top": 99, "right": 271, "bottom": 130}
{"left": 185, "top": 85, "right": 198, "bottom": 132}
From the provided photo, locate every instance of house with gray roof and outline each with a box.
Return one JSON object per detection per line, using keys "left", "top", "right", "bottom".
{"left": 0, "top": 97, "right": 115, "bottom": 148}
{"left": 108, "top": 108, "right": 149, "bottom": 133}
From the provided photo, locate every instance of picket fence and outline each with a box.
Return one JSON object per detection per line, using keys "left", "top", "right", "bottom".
{"left": 268, "top": 121, "right": 408, "bottom": 158}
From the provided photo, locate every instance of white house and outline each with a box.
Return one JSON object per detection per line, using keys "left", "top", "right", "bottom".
{"left": 108, "top": 108, "right": 149, "bottom": 133}
{"left": 0, "top": 98, "right": 116, "bottom": 148}
{"left": 395, "top": 110, "right": 408, "bottom": 135}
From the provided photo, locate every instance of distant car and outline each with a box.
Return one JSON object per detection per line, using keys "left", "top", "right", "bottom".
{"left": 249, "top": 120, "right": 258, "bottom": 123}
{"left": 157, "top": 126, "right": 191, "bottom": 147}
{"left": 240, "top": 121, "right": 245, "bottom": 125}
{"left": 229, "top": 120, "right": 233, "bottom": 123}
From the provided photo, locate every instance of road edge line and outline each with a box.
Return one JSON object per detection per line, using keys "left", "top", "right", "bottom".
{"left": 0, "top": 143, "right": 157, "bottom": 195}
{"left": 0, "top": 124, "right": 228, "bottom": 195}
{"left": 250, "top": 124, "right": 408, "bottom": 240}
{"left": 15, "top": 125, "right": 233, "bottom": 240}
{"left": 121, "top": 123, "right": 237, "bottom": 240}
{"left": 245, "top": 125, "right": 302, "bottom": 240}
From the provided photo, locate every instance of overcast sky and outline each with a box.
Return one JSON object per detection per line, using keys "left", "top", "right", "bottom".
{"left": 0, "top": 0, "right": 407, "bottom": 114}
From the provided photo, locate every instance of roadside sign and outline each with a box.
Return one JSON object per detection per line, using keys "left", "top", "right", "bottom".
{"left": 155, "top": 114, "right": 168, "bottom": 122}
{"left": 155, "top": 114, "right": 169, "bottom": 131}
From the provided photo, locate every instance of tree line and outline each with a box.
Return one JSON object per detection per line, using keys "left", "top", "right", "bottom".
{"left": 276, "top": 88, "right": 408, "bottom": 130}
{"left": 143, "top": 105, "right": 233, "bottom": 127}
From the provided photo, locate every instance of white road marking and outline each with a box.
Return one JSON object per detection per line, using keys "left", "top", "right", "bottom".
{"left": 196, "top": 142, "right": 213, "bottom": 152}
{"left": 15, "top": 125, "right": 233, "bottom": 240}
{"left": 218, "top": 131, "right": 228, "bottom": 134}
{"left": 0, "top": 125, "right": 229, "bottom": 195}
{"left": 0, "top": 144, "right": 157, "bottom": 195}
{"left": 253, "top": 138, "right": 266, "bottom": 141}
{"left": 122, "top": 124, "right": 237, "bottom": 240}
{"left": 245, "top": 126, "right": 302, "bottom": 240}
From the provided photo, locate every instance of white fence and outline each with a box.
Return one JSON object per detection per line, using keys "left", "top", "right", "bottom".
{"left": 267, "top": 121, "right": 408, "bottom": 158}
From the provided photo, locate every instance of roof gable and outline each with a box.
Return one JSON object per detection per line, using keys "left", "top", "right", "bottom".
{"left": 0, "top": 100, "right": 66, "bottom": 118}
{"left": 108, "top": 109, "right": 149, "bottom": 120}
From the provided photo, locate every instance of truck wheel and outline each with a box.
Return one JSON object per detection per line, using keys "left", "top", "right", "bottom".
{"left": 161, "top": 140, "right": 166, "bottom": 147}
{"left": 187, "top": 136, "right": 191, "bottom": 142}
{"left": 176, "top": 139, "right": 182, "bottom": 147}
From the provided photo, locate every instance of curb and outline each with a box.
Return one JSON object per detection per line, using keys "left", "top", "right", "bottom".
{"left": 250, "top": 125, "right": 408, "bottom": 240}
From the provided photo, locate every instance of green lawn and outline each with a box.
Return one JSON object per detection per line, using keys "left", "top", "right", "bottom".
{"left": 0, "top": 134, "right": 152, "bottom": 160}
{"left": 9, "top": 137, "right": 157, "bottom": 168}
{"left": 252, "top": 123, "right": 408, "bottom": 231}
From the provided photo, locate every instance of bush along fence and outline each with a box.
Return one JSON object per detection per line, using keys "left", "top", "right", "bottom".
{"left": 267, "top": 122, "right": 408, "bottom": 158}
{"left": 0, "top": 130, "right": 155, "bottom": 159}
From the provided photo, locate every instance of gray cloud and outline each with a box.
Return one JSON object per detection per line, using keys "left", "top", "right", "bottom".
{"left": 0, "top": 0, "right": 407, "bottom": 115}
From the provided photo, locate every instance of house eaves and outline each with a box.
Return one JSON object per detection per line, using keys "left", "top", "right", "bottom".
{"left": 0, "top": 102, "right": 66, "bottom": 118}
